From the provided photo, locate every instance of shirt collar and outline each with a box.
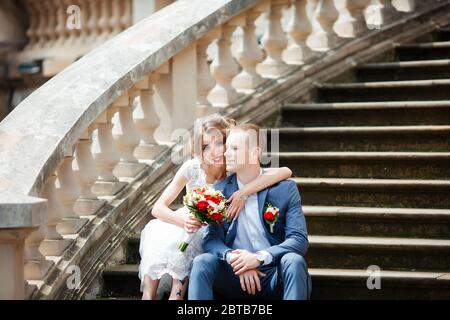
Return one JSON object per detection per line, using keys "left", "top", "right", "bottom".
{"left": 236, "top": 168, "right": 264, "bottom": 190}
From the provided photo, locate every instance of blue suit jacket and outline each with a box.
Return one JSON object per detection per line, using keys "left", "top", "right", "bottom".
{"left": 202, "top": 173, "right": 309, "bottom": 264}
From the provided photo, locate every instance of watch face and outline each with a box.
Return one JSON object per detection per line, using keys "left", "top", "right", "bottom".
{"left": 257, "top": 254, "right": 264, "bottom": 264}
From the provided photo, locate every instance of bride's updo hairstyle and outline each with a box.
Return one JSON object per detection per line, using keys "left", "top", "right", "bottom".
{"left": 191, "top": 114, "right": 236, "bottom": 160}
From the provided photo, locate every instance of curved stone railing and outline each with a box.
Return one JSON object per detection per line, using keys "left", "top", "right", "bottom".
{"left": 1, "top": 0, "right": 449, "bottom": 300}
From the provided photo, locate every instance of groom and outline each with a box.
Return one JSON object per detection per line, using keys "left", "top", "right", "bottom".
{"left": 188, "top": 123, "right": 311, "bottom": 300}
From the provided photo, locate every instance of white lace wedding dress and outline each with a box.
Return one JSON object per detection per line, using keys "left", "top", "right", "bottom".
{"left": 138, "top": 158, "right": 212, "bottom": 295}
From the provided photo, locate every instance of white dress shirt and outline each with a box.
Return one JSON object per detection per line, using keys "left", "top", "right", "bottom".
{"left": 226, "top": 170, "right": 273, "bottom": 265}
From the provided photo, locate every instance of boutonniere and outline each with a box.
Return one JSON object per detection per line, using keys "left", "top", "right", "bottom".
{"left": 263, "top": 202, "right": 280, "bottom": 233}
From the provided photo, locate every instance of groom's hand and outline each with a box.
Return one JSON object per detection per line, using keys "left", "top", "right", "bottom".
{"left": 238, "top": 269, "right": 266, "bottom": 295}
{"left": 230, "top": 249, "right": 261, "bottom": 275}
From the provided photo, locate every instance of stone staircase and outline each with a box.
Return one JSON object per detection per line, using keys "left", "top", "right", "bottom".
{"left": 98, "top": 27, "right": 450, "bottom": 300}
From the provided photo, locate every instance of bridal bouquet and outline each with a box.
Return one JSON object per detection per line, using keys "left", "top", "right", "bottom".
{"left": 179, "top": 186, "right": 228, "bottom": 252}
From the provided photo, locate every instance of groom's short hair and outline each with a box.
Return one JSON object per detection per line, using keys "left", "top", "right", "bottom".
{"left": 229, "top": 123, "right": 266, "bottom": 153}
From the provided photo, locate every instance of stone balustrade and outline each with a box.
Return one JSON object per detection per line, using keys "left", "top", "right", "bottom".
{"left": 2, "top": 0, "right": 449, "bottom": 300}
{"left": 9, "top": 0, "right": 137, "bottom": 77}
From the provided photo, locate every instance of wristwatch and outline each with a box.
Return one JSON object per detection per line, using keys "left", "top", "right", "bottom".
{"left": 255, "top": 252, "right": 265, "bottom": 266}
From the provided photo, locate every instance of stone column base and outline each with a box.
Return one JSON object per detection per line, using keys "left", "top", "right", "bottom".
{"left": 92, "top": 181, "right": 128, "bottom": 196}
{"left": 56, "top": 218, "right": 89, "bottom": 235}
{"left": 40, "top": 239, "right": 72, "bottom": 256}
{"left": 25, "top": 260, "right": 54, "bottom": 281}
{"left": 113, "top": 162, "right": 147, "bottom": 178}
{"left": 74, "top": 198, "right": 107, "bottom": 216}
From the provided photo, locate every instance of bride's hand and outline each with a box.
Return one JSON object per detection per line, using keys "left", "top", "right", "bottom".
{"left": 226, "top": 190, "right": 247, "bottom": 221}
{"left": 183, "top": 214, "right": 203, "bottom": 233}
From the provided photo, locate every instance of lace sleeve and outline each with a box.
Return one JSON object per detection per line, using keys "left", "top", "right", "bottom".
{"left": 179, "top": 159, "right": 193, "bottom": 181}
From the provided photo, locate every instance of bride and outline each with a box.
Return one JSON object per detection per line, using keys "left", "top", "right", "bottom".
{"left": 138, "top": 115, "right": 292, "bottom": 300}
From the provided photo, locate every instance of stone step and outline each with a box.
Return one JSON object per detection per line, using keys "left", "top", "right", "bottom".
{"left": 303, "top": 206, "right": 450, "bottom": 239}
{"left": 102, "top": 264, "right": 141, "bottom": 298}
{"left": 268, "top": 126, "right": 450, "bottom": 152}
{"left": 263, "top": 152, "right": 450, "bottom": 179}
{"left": 310, "top": 268, "right": 450, "bottom": 300}
{"left": 101, "top": 264, "right": 450, "bottom": 299}
{"left": 307, "top": 235, "right": 450, "bottom": 272}
{"left": 293, "top": 177, "right": 450, "bottom": 209}
{"left": 124, "top": 206, "right": 450, "bottom": 265}
{"left": 394, "top": 41, "right": 450, "bottom": 61}
{"left": 316, "top": 79, "right": 450, "bottom": 102}
{"left": 127, "top": 234, "right": 142, "bottom": 265}
{"left": 355, "top": 59, "right": 450, "bottom": 81}
{"left": 280, "top": 101, "right": 450, "bottom": 126}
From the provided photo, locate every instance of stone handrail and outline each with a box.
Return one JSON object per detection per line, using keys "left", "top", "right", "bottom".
{"left": 0, "top": 0, "right": 448, "bottom": 299}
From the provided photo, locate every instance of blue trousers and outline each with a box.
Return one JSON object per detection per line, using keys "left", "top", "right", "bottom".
{"left": 188, "top": 252, "right": 312, "bottom": 300}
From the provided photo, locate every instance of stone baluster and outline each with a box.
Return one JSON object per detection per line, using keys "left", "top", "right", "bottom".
{"left": 256, "top": 0, "right": 290, "bottom": 78}
{"left": 133, "top": 75, "right": 168, "bottom": 162}
{"left": 34, "top": 0, "right": 48, "bottom": 51}
{"left": 74, "top": 0, "right": 90, "bottom": 47}
{"left": 121, "top": 0, "right": 132, "bottom": 31}
{"left": 366, "top": 0, "right": 397, "bottom": 28}
{"left": 24, "top": 224, "right": 53, "bottom": 281}
{"left": 91, "top": 107, "right": 127, "bottom": 196}
{"left": 55, "top": 154, "right": 89, "bottom": 235}
{"left": 232, "top": 6, "right": 267, "bottom": 94}
{"left": 378, "top": 0, "right": 398, "bottom": 24}
{"left": 53, "top": 0, "right": 66, "bottom": 48}
{"left": 24, "top": 0, "right": 39, "bottom": 51}
{"left": 112, "top": 92, "right": 146, "bottom": 178}
{"left": 306, "top": 0, "right": 339, "bottom": 51}
{"left": 283, "top": 0, "right": 313, "bottom": 65}
{"left": 87, "top": 0, "right": 101, "bottom": 45}
{"left": 72, "top": 0, "right": 84, "bottom": 45}
{"left": 393, "top": 0, "right": 415, "bottom": 12}
{"left": 39, "top": 175, "right": 72, "bottom": 257}
{"left": 334, "top": 0, "right": 370, "bottom": 38}
{"left": 98, "top": 0, "right": 112, "bottom": 42}
{"left": 207, "top": 19, "right": 243, "bottom": 108}
{"left": 72, "top": 126, "right": 107, "bottom": 216}
{"left": 42, "top": 0, "right": 57, "bottom": 48}
{"left": 196, "top": 29, "right": 219, "bottom": 117}
{"left": 110, "top": 0, "right": 123, "bottom": 37}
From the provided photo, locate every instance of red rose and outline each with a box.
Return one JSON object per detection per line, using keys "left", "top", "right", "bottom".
{"left": 264, "top": 212, "right": 275, "bottom": 222}
{"left": 212, "top": 212, "right": 222, "bottom": 221}
{"left": 196, "top": 200, "right": 209, "bottom": 211}
{"left": 205, "top": 195, "right": 221, "bottom": 205}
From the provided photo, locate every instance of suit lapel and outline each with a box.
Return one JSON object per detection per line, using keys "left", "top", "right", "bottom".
{"left": 225, "top": 175, "right": 239, "bottom": 245}
{"left": 257, "top": 188, "right": 273, "bottom": 241}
